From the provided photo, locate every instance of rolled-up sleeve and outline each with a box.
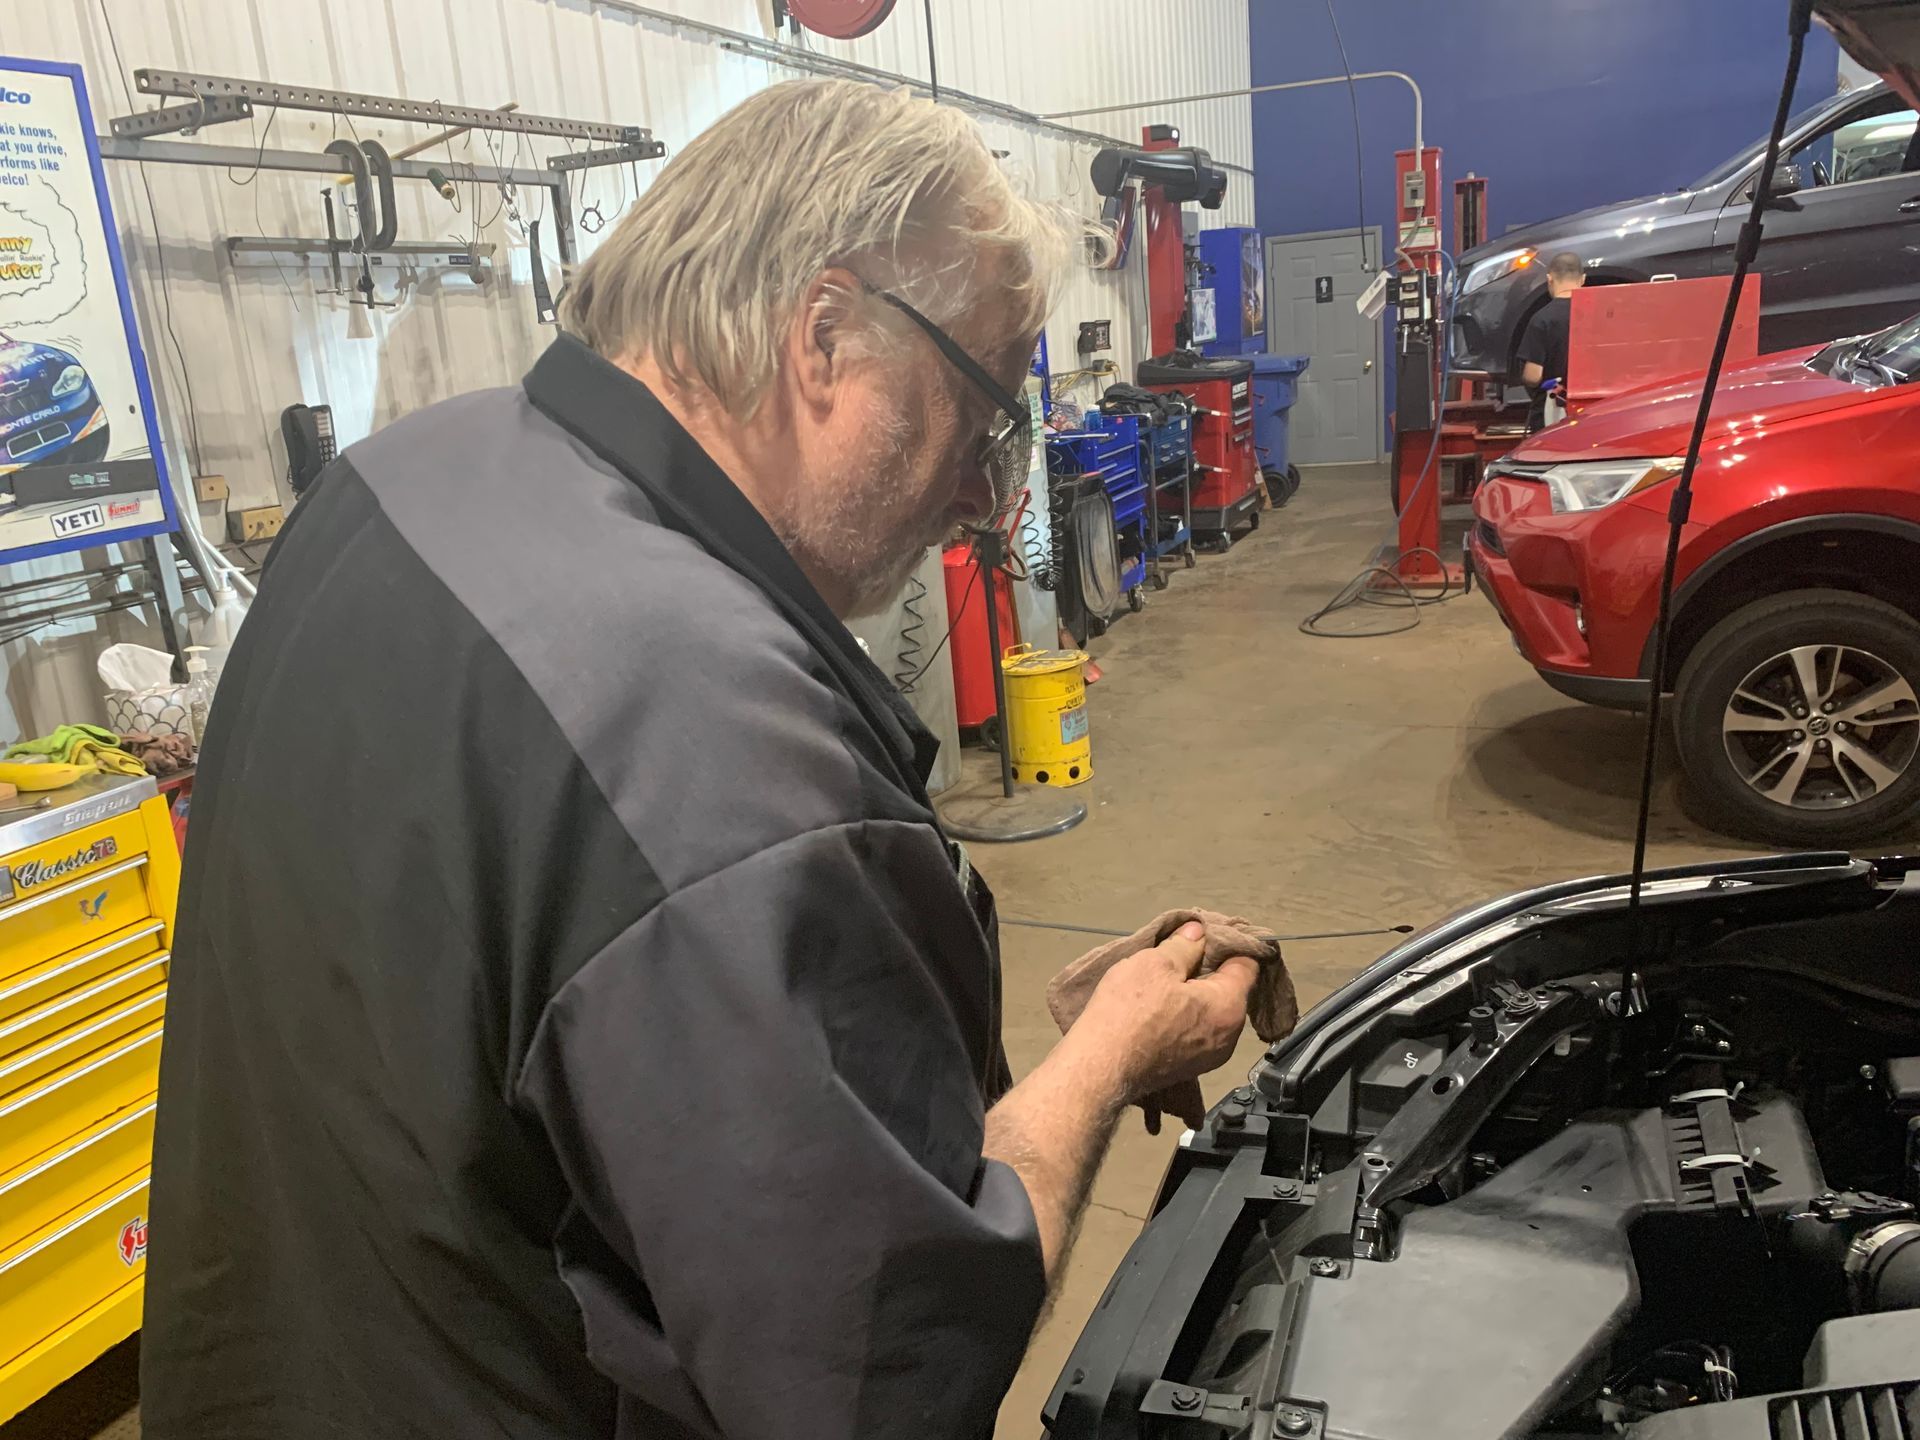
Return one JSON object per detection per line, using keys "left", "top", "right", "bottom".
{"left": 514, "top": 819, "right": 1045, "bottom": 1439}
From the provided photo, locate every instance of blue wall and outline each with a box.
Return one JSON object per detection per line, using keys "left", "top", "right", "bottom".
{"left": 1250, "top": 2, "right": 1841, "bottom": 254}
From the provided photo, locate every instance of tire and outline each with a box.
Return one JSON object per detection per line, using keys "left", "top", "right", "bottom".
{"left": 978, "top": 715, "right": 1002, "bottom": 753}
{"left": 1672, "top": 588, "right": 1920, "bottom": 845}
{"left": 1127, "top": 587, "right": 1145, "bottom": 613}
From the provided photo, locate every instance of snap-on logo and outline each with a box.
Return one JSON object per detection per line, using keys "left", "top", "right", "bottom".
{"left": 117, "top": 1216, "right": 148, "bottom": 1266}
{"left": 0, "top": 90, "right": 30, "bottom": 106}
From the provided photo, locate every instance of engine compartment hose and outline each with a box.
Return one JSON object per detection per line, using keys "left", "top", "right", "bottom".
{"left": 1848, "top": 1220, "right": 1920, "bottom": 1313}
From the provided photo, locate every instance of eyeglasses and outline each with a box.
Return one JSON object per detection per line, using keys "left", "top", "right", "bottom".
{"left": 859, "top": 283, "right": 1034, "bottom": 519}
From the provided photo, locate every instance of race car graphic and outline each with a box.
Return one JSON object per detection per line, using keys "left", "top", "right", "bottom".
{"left": 0, "top": 333, "right": 109, "bottom": 475}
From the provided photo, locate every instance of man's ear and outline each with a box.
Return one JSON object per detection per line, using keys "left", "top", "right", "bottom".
{"left": 786, "top": 267, "right": 865, "bottom": 418}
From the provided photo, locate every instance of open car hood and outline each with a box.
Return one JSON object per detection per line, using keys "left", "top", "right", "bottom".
{"left": 1818, "top": 0, "right": 1920, "bottom": 112}
{"left": 1040, "top": 851, "right": 1920, "bottom": 1439}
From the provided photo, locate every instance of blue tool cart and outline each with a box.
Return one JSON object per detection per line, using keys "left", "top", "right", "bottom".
{"left": 1046, "top": 418, "right": 1148, "bottom": 618}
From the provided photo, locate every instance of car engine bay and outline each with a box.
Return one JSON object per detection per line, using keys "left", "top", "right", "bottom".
{"left": 1043, "top": 855, "right": 1920, "bottom": 1440}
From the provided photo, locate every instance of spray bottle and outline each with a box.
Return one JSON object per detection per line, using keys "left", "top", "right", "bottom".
{"left": 192, "top": 574, "right": 250, "bottom": 683}
{"left": 184, "top": 646, "right": 216, "bottom": 746}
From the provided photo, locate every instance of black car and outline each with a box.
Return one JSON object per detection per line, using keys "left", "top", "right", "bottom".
{"left": 1453, "top": 81, "right": 1920, "bottom": 380}
{"left": 1040, "top": 853, "right": 1920, "bottom": 1439}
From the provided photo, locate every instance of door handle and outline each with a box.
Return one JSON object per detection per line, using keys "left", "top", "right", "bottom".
{"left": 1364, "top": 359, "right": 1374, "bottom": 371}
{"left": 1900, "top": 198, "right": 1920, "bottom": 212}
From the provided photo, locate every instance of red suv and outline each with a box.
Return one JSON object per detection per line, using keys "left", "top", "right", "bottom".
{"left": 1467, "top": 315, "right": 1920, "bottom": 844}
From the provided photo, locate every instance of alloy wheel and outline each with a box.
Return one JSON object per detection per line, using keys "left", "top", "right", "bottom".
{"left": 1721, "top": 643, "right": 1920, "bottom": 810}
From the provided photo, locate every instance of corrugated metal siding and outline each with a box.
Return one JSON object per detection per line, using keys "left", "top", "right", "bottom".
{"left": 4, "top": 0, "right": 1251, "bottom": 747}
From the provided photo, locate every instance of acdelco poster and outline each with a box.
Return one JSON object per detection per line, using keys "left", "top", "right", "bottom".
{"left": 0, "top": 58, "right": 176, "bottom": 564}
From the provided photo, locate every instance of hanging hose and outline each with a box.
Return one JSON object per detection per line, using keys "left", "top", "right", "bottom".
{"left": 1021, "top": 480, "right": 1056, "bottom": 591}
{"left": 893, "top": 572, "right": 929, "bottom": 693}
{"left": 1038, "top": 471, "right": 1075, "bottom": 594}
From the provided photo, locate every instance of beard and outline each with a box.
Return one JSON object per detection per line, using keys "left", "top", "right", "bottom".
{"left": 776, "top": 404, "right": 955, "bottom": 619}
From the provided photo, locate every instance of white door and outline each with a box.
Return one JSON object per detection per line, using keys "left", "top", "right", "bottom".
{"left": 1265, "top": 228, "right": 1383, "bottom": 465}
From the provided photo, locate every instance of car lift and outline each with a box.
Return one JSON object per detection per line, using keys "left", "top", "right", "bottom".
{"left": 1385, "top": 154, "right": 1529, "bottom": 588}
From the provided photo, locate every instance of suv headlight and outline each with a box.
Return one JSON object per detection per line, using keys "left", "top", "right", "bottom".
{"left": 1538, "top": 458, "right": 1683, "bottom": 514}
{"left": 50, "top": 365, "right": 86, "bottom": 398}
{"left": 1459, "top": 247, "right": 1536, "bottom": 296}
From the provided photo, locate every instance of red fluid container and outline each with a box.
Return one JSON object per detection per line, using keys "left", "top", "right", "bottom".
{"left": 943, "top": 544, "right": 1020, "bottom": 728}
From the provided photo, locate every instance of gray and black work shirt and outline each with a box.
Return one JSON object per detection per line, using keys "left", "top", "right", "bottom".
{"left": 140, "top": 336, "right": 1045, "bottom": 1439}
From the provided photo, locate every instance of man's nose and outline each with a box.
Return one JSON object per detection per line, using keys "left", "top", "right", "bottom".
{"left": 952, "top": 463, "right": 996, "bottom": 523}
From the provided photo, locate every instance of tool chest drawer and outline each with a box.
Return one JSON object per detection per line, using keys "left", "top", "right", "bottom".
{"left": 0, "top": 923, "right": 166, "bottom": 1036}
{"left": 0, "top": 1024, "right": 163, "bottom": 1179}
{"left": 0, "top": 949, "right": 169, "bottom": 1066}
{"left": 0, "top": 775, "right": 174, "bottom": 1421}
{"left": 0, "top": 1170, "right": 149, "bottom": 1369}
{"left": 0, "top": 987, "right": 166, "bottom": 1137}
{"left": 0, "top": 856, "right": 154, "bottom": 984}
{"left": 0, "top": 1099, "right": 154, "bottom": 1247}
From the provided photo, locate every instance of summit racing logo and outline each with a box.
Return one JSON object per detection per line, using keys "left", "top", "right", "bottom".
{"left": 117, "top": 1216, "right": 148, "bottom": 1266}
{"left": 7, "top": 836, "right": 118, "bottom": 891}
{"left": 0, "top": 89, "right": 30, "bottom": 106}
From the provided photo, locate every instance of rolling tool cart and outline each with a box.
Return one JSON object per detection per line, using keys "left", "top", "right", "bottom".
{"left": 1138, "top": 352, "right": 1260, "bottom": 549}
{"left": 0, "top": 774, "right": 180, "bottom": 1423}
{"left": 1141, "top": 410, "right": 1195, "bottom": 586}
{"left": 1047, "top": 419, "right": 1148, "bottom": 620}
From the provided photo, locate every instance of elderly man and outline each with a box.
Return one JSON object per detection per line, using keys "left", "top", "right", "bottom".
{"left": 141, "top": 79, "right": 1256, "bottom": 1440}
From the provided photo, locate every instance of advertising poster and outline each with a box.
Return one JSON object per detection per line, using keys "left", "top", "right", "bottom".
{"left": 1240, "top": 231, "right": 1265, "bottom": 342}
{"left": 0, "top": 57, "right": 177, "bottom": 564}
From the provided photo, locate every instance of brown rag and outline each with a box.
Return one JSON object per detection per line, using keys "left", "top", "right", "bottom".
{"left": 120, "top": 731, "right": 195, "bottom": 777}
{"left": 1046, "top": 908, "right": 1298, "bottom": 1133}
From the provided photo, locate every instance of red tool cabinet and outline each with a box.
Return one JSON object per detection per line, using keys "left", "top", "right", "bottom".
{"left": 1138, "top": 353, "right": 1261, "bottom": 543}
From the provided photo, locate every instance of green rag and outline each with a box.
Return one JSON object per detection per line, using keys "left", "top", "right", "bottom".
{"left": 8, "top": 723, "right": 124, "bottom": 764}
{"left": 7, "top": 723, "right": 147, "bottom": 777}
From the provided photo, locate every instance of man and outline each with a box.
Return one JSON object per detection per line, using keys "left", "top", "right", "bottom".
{"left": 142, "top": 79, "right": 1258, "bottom": 1440}
{"left": 1516, "top": 250, "right": 1586, "bottom": 430}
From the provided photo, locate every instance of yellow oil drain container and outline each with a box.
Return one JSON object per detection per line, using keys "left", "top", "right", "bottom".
{"left": 1001, "top": 644, "right": 1092, "bottom": 788}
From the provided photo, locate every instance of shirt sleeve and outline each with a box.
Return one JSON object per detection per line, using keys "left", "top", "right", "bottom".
{"left": 514, "top": 818, "right": 1045, "bottom": 1440}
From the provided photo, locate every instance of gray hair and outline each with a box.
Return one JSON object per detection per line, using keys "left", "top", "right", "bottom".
{"left": 562, "top": 79, "right": 1082, "bottom": 417}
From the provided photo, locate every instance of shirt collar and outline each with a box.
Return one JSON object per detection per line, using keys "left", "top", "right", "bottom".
{"left": 522, "top": 335, "right": 940, "bottom": 795}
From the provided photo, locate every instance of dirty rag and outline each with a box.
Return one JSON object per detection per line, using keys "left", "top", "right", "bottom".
{"left": 7, "top": 723, "right": 148, "bottom": 777}
{"left": 120, "top": 731, "right": 196, "bottom": 778}
{"left": 1046, "top": 908, "right": 1298, "bottom": 1134}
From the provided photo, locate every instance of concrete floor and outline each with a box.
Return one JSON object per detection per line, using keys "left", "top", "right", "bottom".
{"left": 6, "top": 463, "right": 1783, "bottom": 1440}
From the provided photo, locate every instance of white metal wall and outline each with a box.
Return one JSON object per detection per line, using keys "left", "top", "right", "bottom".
{"left": 3, "top": 0, "right": 1253, "bottom": 748}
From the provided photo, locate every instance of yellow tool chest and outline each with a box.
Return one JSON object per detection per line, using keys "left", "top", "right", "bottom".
{"left": 0, "top": 775, "right": 177, "bottom": 1423}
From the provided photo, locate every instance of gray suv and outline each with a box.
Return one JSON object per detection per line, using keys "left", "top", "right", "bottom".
{"left": 1452, "top": 81, "right": 1920, "bottom": 379}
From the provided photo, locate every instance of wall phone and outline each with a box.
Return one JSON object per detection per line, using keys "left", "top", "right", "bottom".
{"left": 281, "top": 404, "right": 336, "bottom": 497}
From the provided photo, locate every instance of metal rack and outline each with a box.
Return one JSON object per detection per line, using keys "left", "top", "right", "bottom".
{"left": 102, "top": 68, "right": 663, "bottom": 272}
{"left": 1142, "top": 413, "right": 1196, "bottom": 586}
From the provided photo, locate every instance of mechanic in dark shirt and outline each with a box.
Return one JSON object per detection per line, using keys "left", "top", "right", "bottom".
{"left": 140, "top": 78, "right": 1259, "bottom": 1440}
{"left": 1516, "top": 250, "right": 1587, "bottom": 430}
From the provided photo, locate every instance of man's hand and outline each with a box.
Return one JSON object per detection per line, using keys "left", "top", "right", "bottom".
{"left": 1068, "top": 921, "right": 1258, "bottom": 1114}
{"left": 982, "top": 921, "right": 1259, "bottom": 1285}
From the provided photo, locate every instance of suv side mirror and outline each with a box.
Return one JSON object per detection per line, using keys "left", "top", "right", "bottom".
{"left": 1768, "top": 163, "right": 1804, "bottom": 198}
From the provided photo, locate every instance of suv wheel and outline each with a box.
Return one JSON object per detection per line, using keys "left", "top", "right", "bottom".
{"left": 1673, "top": 589, "right": 1920, "bottom": 844}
